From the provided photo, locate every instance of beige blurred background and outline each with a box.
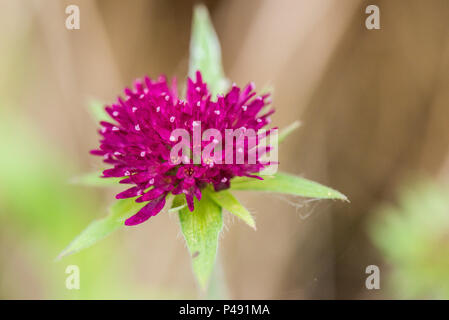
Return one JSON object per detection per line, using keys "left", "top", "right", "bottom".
{"left": 0, "top": 0, "right": 448, "bottom": 299}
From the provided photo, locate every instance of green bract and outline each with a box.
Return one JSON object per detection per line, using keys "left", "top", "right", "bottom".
{"left": 176, "top": 191, "right": 223, "bottom": 289}
{"left": 57, "top": 197, "right": 145, "bottom": 260}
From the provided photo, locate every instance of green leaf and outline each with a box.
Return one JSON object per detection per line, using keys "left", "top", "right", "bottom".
{"left": 206, "top": 255, "right": 229, "bottom": 299}
{"left": 169, "top": 194, "right": 187, "bottom": 213}
{"left": 189, "top": 4, "right": 228, "bottom": 96}
{"left": 178, "top": 190, "right": 223, "bottom": 289}
{"left": 70, "top": 170, "right": 120, "bottom": 187}
{"left": 57, "top": 197, "right": 146, "bottom": 260}
{"left": 208, "top": 189, "right": 256, "bottom": 230}
{"left": 231, "top": 172, "right": 348, "bottom": 201}
{"left": 278, "top": 120, "right": 301, "bottom": 144}
{"left": 88, "top": 98, "right": 109, "bottom": 123}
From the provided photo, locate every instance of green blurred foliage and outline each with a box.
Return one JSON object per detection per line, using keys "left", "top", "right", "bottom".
{"left": 0, "top": 18, "right": 193, "bottom": 298}
{"left": 0, "top": 109, "right": 193, "bottom": 299}
{"left": 370, "top": 180, "right": 449, "bottom": 299}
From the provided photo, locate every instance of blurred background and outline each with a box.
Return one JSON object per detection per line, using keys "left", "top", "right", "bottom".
{"left": 0, "top": 0, "right": 448, "bottom": 299}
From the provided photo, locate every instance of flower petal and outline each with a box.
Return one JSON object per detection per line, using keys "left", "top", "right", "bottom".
{"left": 115, "top": 186, "right": 141, "bottom": 199}
{"left": 124, "top": 194, "right": 167, "bottom": 226}
{"left": 136, "top": 187, "right": 166, "bottom": 202}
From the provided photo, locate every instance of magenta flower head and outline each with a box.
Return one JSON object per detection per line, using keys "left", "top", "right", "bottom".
{"left": 91, "top": 71, "right": 275, "bottom": 226}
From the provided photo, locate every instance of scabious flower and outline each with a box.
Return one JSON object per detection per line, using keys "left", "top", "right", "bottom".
{"left": 91, "top": 71, "right": 275, "bottom": 226}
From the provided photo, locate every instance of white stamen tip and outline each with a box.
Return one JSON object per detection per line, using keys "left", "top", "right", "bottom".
{"left": 165, "top": 95, "right": 170, "bottom": 101}
{"left": 242, "top": 105, "right": 247, "bottom": 111}
{"left": 214, "top": 110, "right": 220, "bottom": 115}
{"left": 149, "top": 178, "right": 154, "bottom": 184}
{"left": 132, "top": 107, "right": 137, "bottom": 112}
{"left": 221, "top": 177, "right": 228, "bottom": 183}
{"left": 124, "top": 171, "right": 130, "bottom": 176}
{"left": 156, "top": 106, "right": 160, "bottom": 112}
{"left": 140, "top": 151, "right": 146, "bottom": 157}
{"left": 170, "top": 116, "right": 175, "bottom": 123}
{"left": 112, "top": 126, "right": 119, "bottom": 131}
{"left": 112, "top": 111, "right": 119, "bottom": 117}
{"left": 196, "top": 101, "right": 201, "bottom": 107}
{"left": 169, "top": 136, "right": 176, "bottom": 142}
{"left": 135, "top": 124, "right": 140, "bottom": 131}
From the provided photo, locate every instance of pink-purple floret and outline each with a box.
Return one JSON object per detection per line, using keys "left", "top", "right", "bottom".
{"left": 90, "top": 71, "right": 275, "bottom": 226}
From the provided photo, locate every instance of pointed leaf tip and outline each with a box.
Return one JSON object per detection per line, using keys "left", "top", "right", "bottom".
{"left": 189, "top": 4, "right": 228, "bottom": 96}
{"left": 278, "top": 120, "right": 301, "bottom": 144}
{"left": 70, "top": 170, "right": 120, "bottom": 187}
{"left": 56, "top": 197, "right": 147, "bottom": 259}
{"left": 231, "top": 172, "right": 348, "bottom": 201}
{"left": 208, "top": 189, "right": 256, "bottom": 230}
{"left": 88, "top": 98, "right": 109, "bottom": 123}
